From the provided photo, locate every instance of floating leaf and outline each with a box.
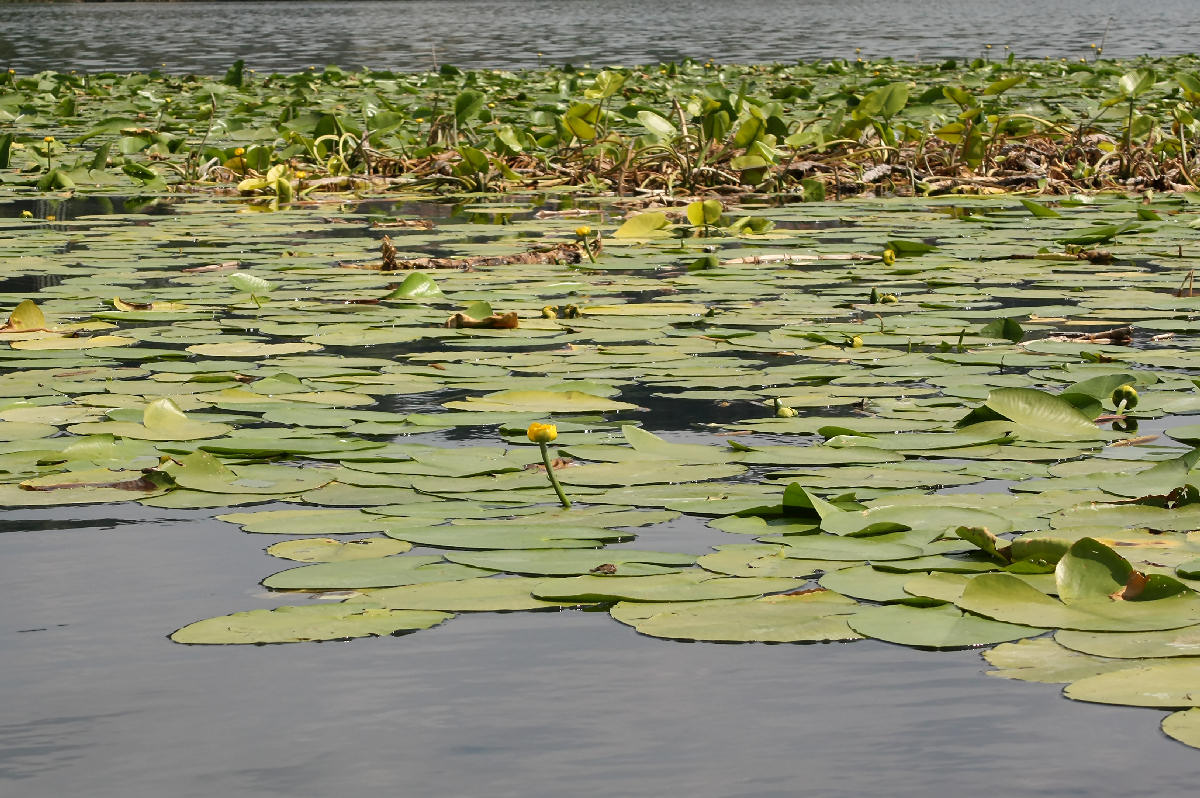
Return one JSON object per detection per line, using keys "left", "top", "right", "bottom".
{"left": 610, "top": 589, "right": 862, "bottom": 642}
{"left": 1065, "top": 661, "right": 1200, "bottom": 708}
{"left": 847, "top": 604, "right": 1040, "bottom": 649}
{"left": 171, "top": 604, "right": 450, "bottom": 645}
{"left": 360, "top": 576, "right": 577, "bottom": 611}
{"left": 983, "top": 637, "right": 1127, "bottom": 683}
{"left": 262, "top": 555, "right": 489, "bottom": 590}
{"left": 266, "top": 538, "right": 412, "bottom": 562}
{"left": 531, "top": 572, "right": 797, "bottom": 603}
{"left": 1163, "top": 709, "right": 1200, "bottom": 749}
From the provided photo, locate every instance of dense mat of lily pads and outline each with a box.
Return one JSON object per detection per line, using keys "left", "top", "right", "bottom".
{"left": 5, "top": 80, "right": 1200, "bottom": 751}
{"left": 6, "top": 55, "right": 1200, "bottom": 198}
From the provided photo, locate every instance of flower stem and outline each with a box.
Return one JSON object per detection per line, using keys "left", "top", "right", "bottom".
{"left": 539, "top": 441, "right": 570, "bottom": 509}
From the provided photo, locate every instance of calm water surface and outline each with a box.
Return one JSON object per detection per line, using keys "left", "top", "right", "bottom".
{"left": 4, "top": 506, "right": 1198, "bottom": 798}
{"left": 3, "top": 5, "right": 1200, "bottom": 796}
{"left": 0, "top": 0, "right": 1198, "bottom": 74}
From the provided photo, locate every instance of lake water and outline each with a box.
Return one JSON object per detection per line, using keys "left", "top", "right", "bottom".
{"left": 1, "top": 0, "right": 1199, "bottom": 74}
{"left": 3, "top": 4, "right": 1200, "bottom": 797}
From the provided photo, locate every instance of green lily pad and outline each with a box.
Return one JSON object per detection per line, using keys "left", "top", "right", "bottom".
{"left": 218, "top": 508, "right": 399, "bottom": 535}
{"left": 530, "top": 572, "right": 797, "bottom": 603}
{"left": 358, "top": 576, "right": 577, "bottom": 611}
{"left": 171, "top": 604, "right": 451, "bottom": 644}
{"left": 956, "top": 572, "right": 1200, "bottom": 631}
{"left": 384, "top": 523, "right": 623, "bottom": 550}
{"left": 1162, "top": 709, "right": 1200, "bottom": 749}
{"left": 983, "top": 637, "right": 1128, "bottom": 683}
{"left": 1055, "top": 626, "right": 1200, "bottom": 659}
{"left": 1064, "top": 661, "right": 1200, "bottom": 708}
{"left": 609, "top": 589, "right": 863, "bottom": 642}
{"left": 68, "top": 397, "right": 231, "bottom": 440}
{"left": 266, "top": 537, "right": 412, "bottom": 562}
{"left": 262, "top": 555, "right": 489, "bottom": 590}
{"left": 441, "top": 548, "right": 696, "bottom": 576}
{"left": 848, "top": 603, "right": 1041, "bottom": 649}
{"left": 443, "top": 389, "right": 638, "bottom": 413}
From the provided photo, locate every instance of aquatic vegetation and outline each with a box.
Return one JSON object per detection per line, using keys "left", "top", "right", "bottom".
{"left": 4, "top": 58, "right": 1200, "bottom": 753}
{"left": 6, "top": 56, "right": 1200, "bottom": 197}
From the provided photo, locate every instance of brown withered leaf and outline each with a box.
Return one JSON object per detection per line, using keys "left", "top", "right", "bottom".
{"left": 1044, "top": 326, "right": 1133, "bottom": 345}
{"left": 524, "top": 457, "right": 573, "bottom": 473}
{"left": 372, "top": 219, "right": 434, "bottom": 229}
{"left": 380, "top": 235, "right": 399, "bottom": 271}
{"left": 181, "top": 260, "right": 239, "bottom": 273}
{"left": 1112, "top": 570, "right": 1150, "bottom": 600}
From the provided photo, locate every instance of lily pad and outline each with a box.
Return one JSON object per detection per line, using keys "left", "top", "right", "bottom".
{"left": 170, "top": 604, "right": 451, "bottom": 645}
{"left": 1162, "top": 709, "right": 1200, "bottom": 749}
{"left": 530, "top": 572, "right": 797, "bottom": 603}
{"left": 847, "top": 604, "right": 1041, "bottom": 649}
{"left": 983, "top": 637, "right": 1128, "bottom": 683}
{"left": 609, "top": 589, "right": 863, "bottom": 642}
{"left": 1064, "top": 661, "right": 1200, "bottom": 708}
{"left": 266, "top": 537, "right": 412, "bottom": 562}
{"left": 262, "top": 555, "right": 489, "bottom": 590}
{"left": 358, "top": 576, "right": 577, "bottom": 611}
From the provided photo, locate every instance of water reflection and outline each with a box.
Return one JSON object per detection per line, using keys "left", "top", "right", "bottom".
{"left": 1, "top": 0, "right": 1197, "bottom": 75}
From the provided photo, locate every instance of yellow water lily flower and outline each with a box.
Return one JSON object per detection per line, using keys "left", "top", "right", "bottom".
{"left": 575, "top": 225, "right": 592, "bottom": 237}
{"left": 527, "top": 422, "right": 558, "bottom": 443}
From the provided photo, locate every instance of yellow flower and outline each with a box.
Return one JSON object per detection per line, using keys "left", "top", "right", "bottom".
{"left": 850, "top": 335, "right": 863, "bottom": 348}
{"left": 43, "top": 136, "right": 54, "bottom": 143}
{"left": 575, "top": 225, "right": 592, "bottom": 237}
{"left": 881, "top": 249, "right": 896, "bottom": 266}
{"left": 527, "top": 422, "right": 558, "bottom": 443}
{"left": 233, "top": 147, "right": 245, "bottom": 156}
{"left": 20, "top": 210, "right": 33, "bottom": 219}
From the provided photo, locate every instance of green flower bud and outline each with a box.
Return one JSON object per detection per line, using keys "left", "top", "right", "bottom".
{"left": 1111, "top": 384, "right": 1138, "bottom": 410}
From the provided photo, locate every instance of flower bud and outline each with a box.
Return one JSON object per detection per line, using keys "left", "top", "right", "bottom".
{"left": 1112, "top": 384, "right": 1138, "bottom": 410}
{"left": 881, "top": 249, "right": 896, "bottom": 266}
{"left": 527, "top": 422, "right": 558, "bottom": 443}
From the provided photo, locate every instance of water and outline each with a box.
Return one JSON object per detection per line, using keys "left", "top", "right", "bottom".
{"left": 0, "top": 0, "right": 1198, "bottom": 75}
{"left": 4, "top": 509, "right": 1197, "bottom": 798}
